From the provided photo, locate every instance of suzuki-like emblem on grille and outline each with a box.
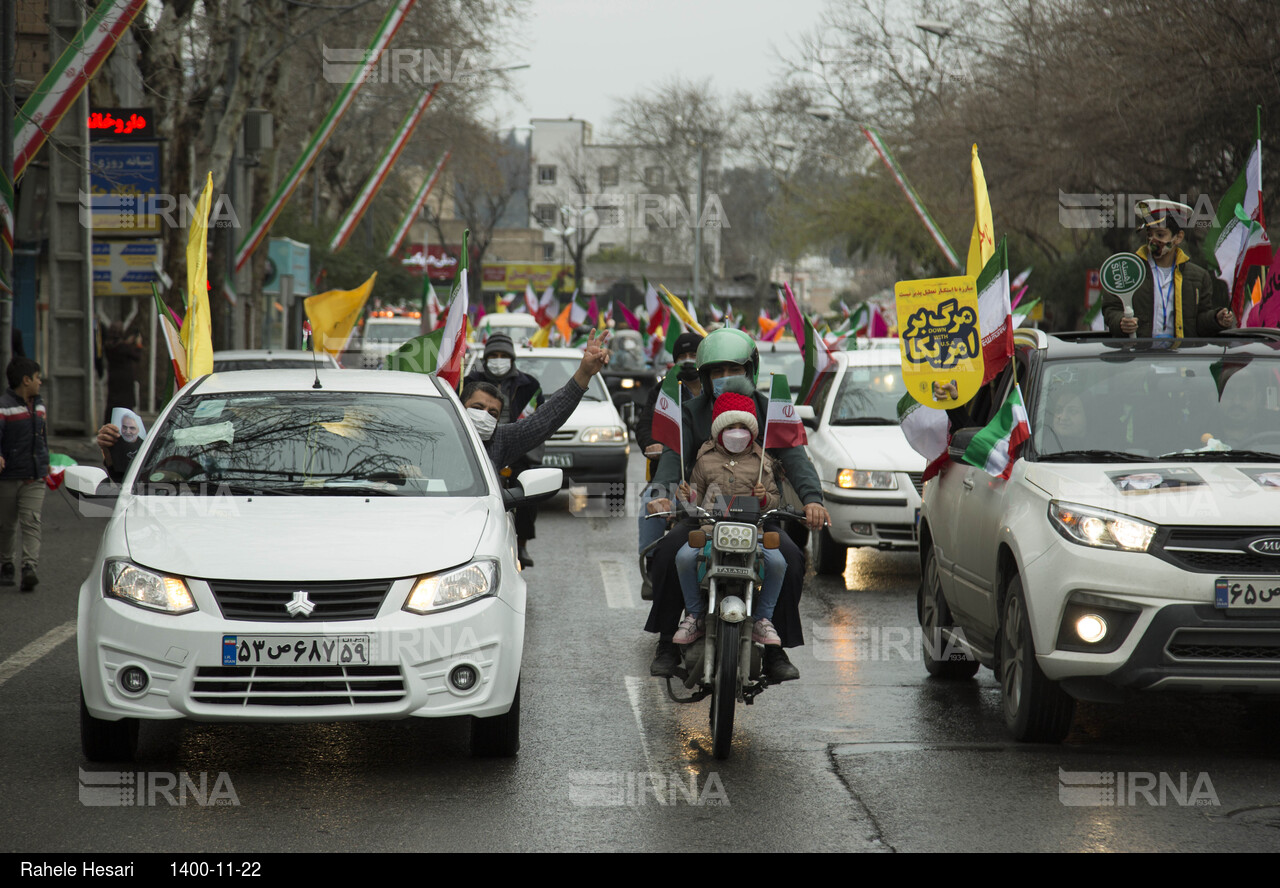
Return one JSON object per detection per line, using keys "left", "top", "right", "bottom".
{"left": 1248, "top": 538, "right": 1280, "bottom": 556}
{"left": 286, "top": 590, "right": 316, "bottom": 617}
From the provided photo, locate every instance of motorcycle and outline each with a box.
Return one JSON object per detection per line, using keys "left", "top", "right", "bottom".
{"left": 645, "top": 498, "right": 805, "bottom": 759}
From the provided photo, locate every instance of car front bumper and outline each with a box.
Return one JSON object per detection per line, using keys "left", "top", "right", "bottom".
{"left": 540, "top": 443, "right": 630, "bottom": 483}
{"left": 822, "top": 481, "right": 921, "bottom": 550}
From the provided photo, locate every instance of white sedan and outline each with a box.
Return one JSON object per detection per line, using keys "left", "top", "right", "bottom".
{"left": 804, "top": 350, "right": 924, "bottom": 575}
{"left": 67, "top": 368, "right": 560, "bottom": 761}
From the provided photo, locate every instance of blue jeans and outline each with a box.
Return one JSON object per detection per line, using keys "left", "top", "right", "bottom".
{"left": 675, "top": 541, "right": 785, "bottom": 620}
{"left": 638, "top": 485, "right": 668, "bottom": 554}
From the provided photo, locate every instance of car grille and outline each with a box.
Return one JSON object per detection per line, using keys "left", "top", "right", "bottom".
{"left": 907, "top": 472, "right": 924, "bottom": 496}
{"left": 207, "top": 579, "right": 393, "bottom": 622}
{"left": 876, "top": 523, "right": 916, "bottom": 542}
{"left": 191, "top": 665, "right": 406, "bottom": 706}
{"left": 548, "top": 430, "right": 575, "bottom": 442}
{"left": 1165, "top": 629, "right": 1280, "bottom": 662}
{"left": 1153, "top": 528, "right": 1280, "bottom": 575}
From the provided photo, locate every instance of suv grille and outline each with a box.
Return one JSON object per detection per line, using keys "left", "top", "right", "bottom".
{"left": 907, "top": 472, "right": 924, "bottom": 496}
{"left": 1153, "top": 528, "right": 1280, "bottom": 575}
{"left": 208, "top": 579, "right": 392, "bottom": 621}
{"left": 876, "top": 523, "right": 916, "bottom": 542}
{"left": 192, "top": 665, "right": 406, "bottom": 706}
{"left": 1166, "top": 629, "right": 1280, "bottom": 662}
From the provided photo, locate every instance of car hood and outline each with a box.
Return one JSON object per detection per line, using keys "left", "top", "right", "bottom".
{"left": 1022, "top": 461, "right": 1280, "bottom": 525}
{"left": 557, "top": 398, "right": 624, "bottom": 432}
{"left": 123, "top": 496, "right": 492, "bottom": 580}
{"left": 824, "top": 424, "right": 925, "bottom": 471}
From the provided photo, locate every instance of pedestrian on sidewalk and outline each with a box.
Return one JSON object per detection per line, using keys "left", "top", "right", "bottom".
{"left": 0, "top": 357, "right": 49, "bottom": 591}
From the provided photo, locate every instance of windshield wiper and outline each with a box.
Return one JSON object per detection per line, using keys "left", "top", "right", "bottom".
{"left": 1037, "top": 449, "right": 1151, "bottom": 463}
{"left": 1157, "top": 449, "right": 1280, "bottom": 462}
{"left": 830, "top": 417, "right": 898, "bottom": 426}
{"left": 270, "top": 483, "right": 400, "bottom": 496}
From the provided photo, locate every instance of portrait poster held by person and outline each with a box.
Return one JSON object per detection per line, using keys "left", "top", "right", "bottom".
{"left": 636, "top": 330, "right": 703, "bottom": 554}
{"left": 1101, "top": 200, "right": 1234, "bottom": 338}
{"left": 644, "top": 328, "right": 831, "bottom": 683}
{"left": 464, "top": 333, "right": 546, "bottom": 568}
{"left": 671, "top": 392, "right": 787, "bottom": 648}
{"left": 0, "top": 357, "right": 50, "bottom": 591}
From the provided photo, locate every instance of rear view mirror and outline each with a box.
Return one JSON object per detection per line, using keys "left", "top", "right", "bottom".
{"left": 948, "top": 427, "right": 980, "bottom": 461}
{"left": 796, "top": 404, "right": 817, "bottom": 429}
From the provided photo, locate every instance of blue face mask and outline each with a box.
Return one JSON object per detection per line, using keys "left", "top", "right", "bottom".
{"left": 711, "top": 374, "right": 752, "bottom": 397}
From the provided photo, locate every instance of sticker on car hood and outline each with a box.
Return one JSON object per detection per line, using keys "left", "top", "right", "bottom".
{"left": 1107, "top": 468, "right": 1205, "bottom": 492}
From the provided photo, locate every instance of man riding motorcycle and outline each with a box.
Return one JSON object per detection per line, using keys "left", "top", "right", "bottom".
{"left": 643, "top": 328, "right": 831, "bottom": 682}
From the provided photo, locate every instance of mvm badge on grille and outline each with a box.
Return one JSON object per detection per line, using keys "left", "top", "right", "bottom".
{"left": 1247, "top": 538, "right": 1280, "bottom": 556}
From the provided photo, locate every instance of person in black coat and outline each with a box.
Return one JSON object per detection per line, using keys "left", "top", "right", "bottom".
{"left": 102, "top": 321, "right": 143, "bottom": 426}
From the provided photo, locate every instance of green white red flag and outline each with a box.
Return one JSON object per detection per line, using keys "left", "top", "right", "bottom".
{"left": 763, "top": 373, "right": 806, "bottom": 449}
{"left": 861, "top": 125, "right": 961, "bottom": 270}
{"left": 652, "top": 366, "right": 683, "bottom": 453}
{"left": 1205, "top": 114, "right": 1272, "bottom": 317}
{"left": 386, "top": 229, "right": 470, "bottom": 389}
{"left": 977, "top": 236, "right": 1012, "bottom": 385}
{"left": 961, "top": 384, "right": 1030, "bottom": 479}
{"left": 385, "top": 150, "right": 451, "bottom": 258}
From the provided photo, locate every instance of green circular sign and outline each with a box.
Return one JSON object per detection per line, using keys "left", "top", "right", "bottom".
{"left": 1100, "top": 252, "right": 1146, "bottom": 296}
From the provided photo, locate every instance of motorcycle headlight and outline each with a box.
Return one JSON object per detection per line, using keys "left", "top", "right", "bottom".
{"left": 713, "top": 522, "right": 758, "bottom": 553}
{"left": 580, "top": 426, "right": 627, "bottom": 444}
{"left": 105, "top": 561, "right": 197, "bottom": 614}
{"left": 837, "top": 469, "right": 898, "bottom": 490}
{"left": 404, "top": 561, "right": 498, "bottom": 614}
{"left": 1048, "top": 501, "right": 1157, "bottom": 552}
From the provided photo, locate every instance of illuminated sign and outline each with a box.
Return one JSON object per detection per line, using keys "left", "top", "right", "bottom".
{"left": 88, "top": 108, "right": 154, "bottom": 140}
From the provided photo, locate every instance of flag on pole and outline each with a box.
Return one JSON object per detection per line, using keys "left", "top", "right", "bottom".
{"left": 305, "top": 272, "right": 377, "bottom": 358}
{"left": 1205, "top": 112, "right": 1271, "bottom": 317}
{"left": 652, "top": 366, "right": 683, "bottom": 453}
{"left": 861, "top": 125, "right": 962, "bottom": 270}
{"left": 45, "top": 453, "right": 76, "bottom": 491}
{"left": 538, "top": 286, "right": 557, "bottom": 327}
{"left": 656, "top": 284, "right": 707, "bottom": 336}
{"left": 967, "top": 144, "right": 995, "bottom": 278}
{"left": 762, "top": 373, "right": 806, "bottom": 448}
{"left": 798, "top": 315, "right": 836, "bottom": 405}
{"left": 708, "top": 303, "right": 724, "bottom": 322}
{"left": 869, "top": 304, "right": 891, "bottom": 338}
{"left": 663, "top": 315, "right": 685, "bottom": 362}
{"left": 782, "top": 283, "right": 807, "bottom": 349}
{"left": 617, "top": 300, "right": 641, "bottom": 333}
{"left": 977, "top": 236, "right": 1012, "bottom": 385}
{"left": 961, "top": 384, "right": 1030, "bottom": 479}
{"left": 898, "top": 392, "right": 950, "bottom": 480}
{"left": 153, "top": 284, "right": 188, "bottom": 390}
{"left": 385, "top": 150, "right": 452, "bottom": 258}
{"left": 386, "top": 230, "right": 471, "bottom": 388}
{"left": 182, "top": 173, "right": 215, "bottom": 380}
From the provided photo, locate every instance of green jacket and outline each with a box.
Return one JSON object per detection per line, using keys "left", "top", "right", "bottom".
{"left": 652, "top": 389, "right": 823, "bottom": 506}
{"left": 1101, "top": 246, "right": 1227, "bottom": 337}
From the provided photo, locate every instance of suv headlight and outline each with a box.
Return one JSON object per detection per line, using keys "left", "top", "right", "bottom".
{"left": 105, "top": 561, "right": 197, "bottom": 614}
{"left": 837, "top": 469, "right": 898, "bottom": 490}
{"left": 580, "top": 426, "right": 627, "bottom": 444}
{"left": 1048, "top": 501, "right": 1157, "bottom": 552}
{"left": 404, "top": 561, "right": 498, "bottom": 614}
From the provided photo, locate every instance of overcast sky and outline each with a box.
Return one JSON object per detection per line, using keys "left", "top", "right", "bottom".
{"left": 486, "top": 0, "right": 830, "bottom": 139}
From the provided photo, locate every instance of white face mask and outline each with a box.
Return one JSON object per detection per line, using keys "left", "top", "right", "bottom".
{"left": 721, "top": 428, "right": 753, "bottom": 454}
{"left": 486, "top": 357, "right": 512, "bottom": 378}
{"left": 467, "top": 408, "right": 498, "bottom": 441}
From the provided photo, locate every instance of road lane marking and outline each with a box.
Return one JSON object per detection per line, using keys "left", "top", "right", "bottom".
{"left": 624, "top": 675, "right": 668, "bottom": 802}
{"left": 0, "top": 621, "right": 76, "bottom": 688}
{"left": 600, "top": 559, "right": 638, "bottom": 609}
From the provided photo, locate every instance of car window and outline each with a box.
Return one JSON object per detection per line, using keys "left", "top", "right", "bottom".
{"left": 134, "top": 391, "right": 488, "bottom": 496}
{"left": 513, "top": 356, "right": 607, "bottom": 401}
{"left": 756, "top": 346, "right": 805, "bottom": 392}
{"left": 1033, "top": 354, "right": 1280, "bottom": 457}
{"left": 363, "top": 322, "right": 422, "bottom": 344}
{"left": 828, "top": 364, "right": 906, "bottom": 423}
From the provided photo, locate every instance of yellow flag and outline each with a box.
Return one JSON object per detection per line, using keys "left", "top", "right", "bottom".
{"left": 305, "top": 272, "right": 377, "bottom": 357}
{"left": 529, "top": 323, "right": 551, "bottom": 348}
{"left": 656, "top": 284, "right": 708, "bottom": 336}
{"left": 966, "top": 144, "right": 994, "bottom": 278}
{"left": 182, "top": 172, "right": 215, "bottom": 379}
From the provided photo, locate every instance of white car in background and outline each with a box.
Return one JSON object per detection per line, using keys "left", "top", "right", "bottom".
{"left": 66, "top": 369, "right": 561, "bottom": 761}
{"left": 359, "top": 315, "right": 425, "bottom": 368}
{"left": 803, "top": 349, "right": 924, "bottom": 575}
{"left": 476, "top": 313, "right": 541, "bottom": 346}
{"left": 212, "top": 349, "right": 340, "bottom": 372}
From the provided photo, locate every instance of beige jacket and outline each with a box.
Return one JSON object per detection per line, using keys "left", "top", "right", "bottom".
{"left": 685, "top": 439, "right": 781, "bottom": 512}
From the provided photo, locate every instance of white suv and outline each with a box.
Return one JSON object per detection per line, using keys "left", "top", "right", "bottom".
{"left": 920, "top": 329, "right": 1280, "bottom": 741}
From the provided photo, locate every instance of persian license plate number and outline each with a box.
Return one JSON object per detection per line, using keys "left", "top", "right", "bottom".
{"left": 1214, "top": 579, "right": 1280, "bottom": 610}
{"left": 541, "top": 453, "right": 573, "bottom": 468}
{"left": 222, "top": 635, "right": 371, "bottom": 666}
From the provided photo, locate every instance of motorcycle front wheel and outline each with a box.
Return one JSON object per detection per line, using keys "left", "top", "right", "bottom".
{"left": 709, "top": 620, "right": 739, "bottom": 760}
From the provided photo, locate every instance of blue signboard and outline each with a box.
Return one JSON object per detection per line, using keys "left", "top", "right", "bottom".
{"left": 88, "top": 143, "right": 163, "bottom": 236}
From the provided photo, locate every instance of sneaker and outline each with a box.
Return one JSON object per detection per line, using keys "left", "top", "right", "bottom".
{"left": 752, "top": 618, "right": 781, "bottom": 646}
{"left": 0, "top": 563, "right": 13, "bottom": 586}
{"left": 672, "top": 614, "right": 705, "bottom": 645}
{"left": 20, "top": 564, "right": 38, "bottom": 592}
{"left": 763, "top": 646, "right": 800, "bottom": 682}
{"left": 650, "top": 639, "right": 681, "bottom": 677}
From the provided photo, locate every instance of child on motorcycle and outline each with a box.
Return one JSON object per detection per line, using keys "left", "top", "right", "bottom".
{"left": 672, "top": 392, "right": 786, "bottom": 647}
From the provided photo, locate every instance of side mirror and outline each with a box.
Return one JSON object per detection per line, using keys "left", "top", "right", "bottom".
{"left": 796, "top": 404, "right": 818, "bottom": 430}
{"left": 62, "top": 466, "right": 120, "bottom": 518}
{"left": 947, "top": 427, "right": 980, "bottom": 461}
{"left": 502, "top": 467, "right": 564, "bottom": 511}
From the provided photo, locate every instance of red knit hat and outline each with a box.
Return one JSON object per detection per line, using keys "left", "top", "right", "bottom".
{"left": 711, "top": 392, "right": 758, "bottom": 441}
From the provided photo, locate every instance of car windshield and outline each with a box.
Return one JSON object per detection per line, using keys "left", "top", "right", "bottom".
{"left": 363, "top": 322, "right": 421, "bottom": 343}
{"left": 133, "top": 391, "right": 488, "bottom": 496}
{"left": 513, "top": 356, "right": 608, "bottom": 401}
{"left": 829, "top": 364, "right": 908, "bottom": 423}
{"left": 1033, "top": 353, "right": 1280, "bottom": 459}
{"left": 757, "top": 345, "right": 805, "bottom": 392}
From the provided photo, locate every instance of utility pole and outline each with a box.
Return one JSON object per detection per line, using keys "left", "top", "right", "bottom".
{"left": 1, "top": 0, "right": 16, "bottom": 373}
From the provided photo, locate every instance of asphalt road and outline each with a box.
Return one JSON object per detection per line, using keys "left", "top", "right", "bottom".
{"left": 3, "top": 450, "right": 1280, "bottom": 854}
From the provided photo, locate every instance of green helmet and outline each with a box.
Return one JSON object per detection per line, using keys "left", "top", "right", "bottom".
{"left": 695, "top": 327, "right": 760, "bottom": 392}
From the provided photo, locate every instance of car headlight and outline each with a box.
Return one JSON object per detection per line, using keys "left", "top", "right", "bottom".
{"left": 837, "top": 469, "right": 898, "bottom": 490}
{"left": 713, "top": 522, "right": 758, "bottom": 553}
{"left": 105, "top": 561, "right": 197, "bottom": 614}
{"left": 1048, "top": 501, "right": 1157, "bottom": 552}
{"left": 580, "top": 426, "right": 627, "bottom": 444}
{"left": 619, "top": 378, "right": 637, "bottom": 389}
{"left": 404, "top": 561, "right": 498, "bottom": 614}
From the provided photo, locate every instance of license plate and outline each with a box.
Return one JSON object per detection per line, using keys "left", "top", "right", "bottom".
{"left": 1214, "top": 579, "right": 1280, "bottom": 610}
{"left": 542, "top": 453, "right": 573, "bottom": 468}
{"left": 222, "top": 635, "right": 371, "bottom": 666}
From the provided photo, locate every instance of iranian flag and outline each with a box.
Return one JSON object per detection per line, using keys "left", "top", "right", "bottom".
{"left": 387, "top": 230, "right": 470, "bottom": 389}
{"left": 46, "top": 453, "right": 76, "bottom": 491}
{"left": 798, "top": 315, "right": 835, "bottom": 405}
{"left": 152, "top": 284, "right": 188, "bottom": 389}
{"left": 977, "top": 236, "right": 1012, "bottom": 385}
{"left": 1205, "top": 117, "right": 1272, "bottom": 317}
{"left": 961, "top": 384, "right": 1030, "bottom": 479}
{"left": 652, "top": 366, "right": 683, "bottom": 452}
{"left": 898, "top": 393, "right": 950, "bottom": 482}
{"left": 763, "top": 373, "right": 806, "bottom": 449}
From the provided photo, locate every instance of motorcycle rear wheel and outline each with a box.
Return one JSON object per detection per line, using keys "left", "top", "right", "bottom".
{"left": 709, "top": 621, "right": 740, "bottom": 760}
